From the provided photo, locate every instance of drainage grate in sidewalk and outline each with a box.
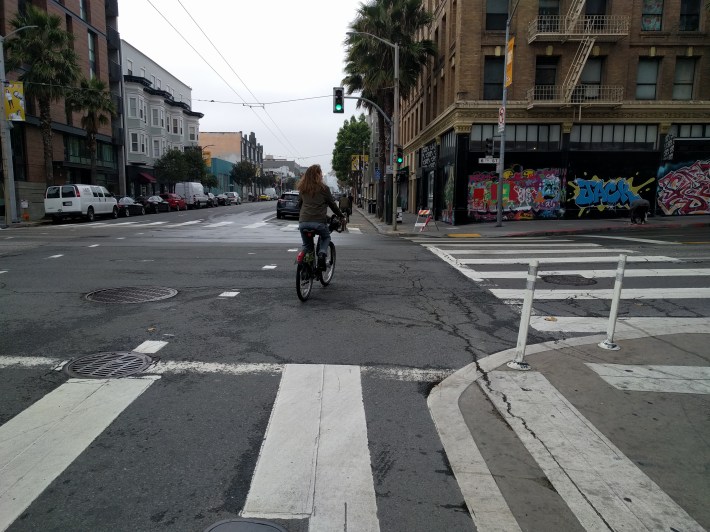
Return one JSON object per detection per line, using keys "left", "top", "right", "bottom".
{"left": 64, "top": 351, "right": 154, "bottom": 379}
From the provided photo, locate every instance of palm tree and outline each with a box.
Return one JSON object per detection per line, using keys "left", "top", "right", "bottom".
{"left": 67, "top": 77, "right": 116, "bottom": 185}
{"left": 343, "top": 0, "right": 436, "bottom": 215}
{"left": 5, "top": 5, "right": 80, "bottom": 187}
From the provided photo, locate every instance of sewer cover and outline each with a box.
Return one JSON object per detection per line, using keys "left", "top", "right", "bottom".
{"left": 64, "top": 351, "right": 154, "bottom": 379}
{"left": 540, "top": 274, "right": 597, "bottom": 286}
{"left": 86, "top": 286, "right": 178, "bottom": 303}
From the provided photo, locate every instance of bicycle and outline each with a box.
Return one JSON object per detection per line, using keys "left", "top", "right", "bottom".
{"left": 295, "top": 215, "right": 345, "bottom": 301}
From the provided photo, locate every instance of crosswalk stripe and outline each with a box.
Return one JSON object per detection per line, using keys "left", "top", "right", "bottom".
{"left": 444, "top": 248, "right": 635, "bottom": 255}
{"left": 586, "top": 364, "right": 710, "bottom": 394}
{"left": 462, "top": 267, "right": 710, "bottom": 279}
{"left": 491, "top": 287, "right": 710, "bottom": 300}
{"left": 530, "top": 316, "right": 710, "bottom": 333}
{"left": 457, "top": 255, "right": 680, "bottom": 265}
{"left": 0, "top": 376, "right": 159, "bottom": 530}
{"left": 203, "top": 221, "right": 234, "bottom": 228}
{"left": 164, "top": 220, "right": 201, "bottom": 227}
{"left": 242, "top": 365, "right": 379, "bottom": 530}
{"left": 482, "top": 371, "right": 704, "bottom": 531}
{"left": 424, "top": 242, "right": 601, "bottom": 248}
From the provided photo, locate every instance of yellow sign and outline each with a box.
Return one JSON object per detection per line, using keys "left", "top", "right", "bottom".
{"left": 505, "top": 37, "right": 514, "bottom": 88}
{"left": 350, "top": 154, "right": 369, "bottom": 171}
{"left": 4, "top": 81, "right": 26, "bottom": 121}
{"left": 203, "top": 151, "right": 212, "bottom": 168}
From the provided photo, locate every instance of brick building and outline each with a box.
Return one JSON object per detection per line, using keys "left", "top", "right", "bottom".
{"left": 399, "top": 0, "right": 710, "bottom": 224}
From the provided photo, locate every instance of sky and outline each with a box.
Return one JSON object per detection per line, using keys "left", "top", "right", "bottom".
{"left": 118, "top": 0, "right": 367, "bottom": 177}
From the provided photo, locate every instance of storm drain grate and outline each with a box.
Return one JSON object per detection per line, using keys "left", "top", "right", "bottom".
{"left": 541, "top": 274, "right": 597, "bottom": 286}
{"left": 86, "top": 286, "right": 178, "bottom": 303}
{"left": 64, "top": 351, "right": 154, "bottom": 379}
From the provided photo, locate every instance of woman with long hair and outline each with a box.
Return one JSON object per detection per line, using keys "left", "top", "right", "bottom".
{"left": 296, "top": 164, "right": 344, "bottom": 269}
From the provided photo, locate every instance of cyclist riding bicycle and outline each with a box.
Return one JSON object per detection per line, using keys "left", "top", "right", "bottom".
{"left": 296, "top": 164, "right": 345, "bottom": 270}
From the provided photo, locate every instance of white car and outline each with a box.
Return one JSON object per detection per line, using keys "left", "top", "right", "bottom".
{"left": 44, "top": 184, "right": 118, "bottom": 223}
{"left": 225, "top": 192, "right": 242, "bottom": 205}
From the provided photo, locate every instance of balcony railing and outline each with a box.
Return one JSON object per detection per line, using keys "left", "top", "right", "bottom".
{"left": 527, "top": 84, "right": 624, "bottom": 108}
{"left": 528, "top": 15, "right": 630, "bottom": 43}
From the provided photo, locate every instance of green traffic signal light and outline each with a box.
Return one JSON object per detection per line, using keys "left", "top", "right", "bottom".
{"left": 333, "top": 87, "right": 344, "bottom": 113}
{"left": 396, "top": 146, "right": 403, "bottom": 164}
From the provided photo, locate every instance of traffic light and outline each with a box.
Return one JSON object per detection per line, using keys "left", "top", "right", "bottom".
{"left": 333, "top": 87, "right": 344, "bottom": 113}
{"left": 485, "top": 138, "right": 494, "bottom": 156}
{"left": 396, "top": 145, "right": 403, "bottom": 165}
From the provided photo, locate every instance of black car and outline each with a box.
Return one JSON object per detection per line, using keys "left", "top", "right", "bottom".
{"left": 136, "top": 195, "right": 171, "bottom": 213}
{"left": 276, "top": 192, "right": 300, "bottom": 219}
{"left": 117, "top": 197, "right": 146, "bottom": 217}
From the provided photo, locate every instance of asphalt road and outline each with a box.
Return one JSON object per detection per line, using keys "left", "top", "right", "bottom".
{"left": 1, "top": 204, "right": 708, "bottom": 531}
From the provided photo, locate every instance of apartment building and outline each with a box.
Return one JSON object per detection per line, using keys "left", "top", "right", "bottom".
{"left": 0, "top": 0, "right": 122, "bottom": 220}
{"left": 400, "top": 0, "right": 710, "bottom": 224}
{"left": 121, "top": 40, "right": 203, "bottom": 198}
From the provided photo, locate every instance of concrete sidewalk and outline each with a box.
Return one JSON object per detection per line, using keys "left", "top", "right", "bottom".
{"left": 355, "top": 206, "right": 710, "bottom": 238}
{"left": 429, "top": 324, "right": 710, "bottom": 531}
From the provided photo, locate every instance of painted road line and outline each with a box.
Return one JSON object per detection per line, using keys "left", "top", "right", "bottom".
{"left": 0, "top": 356, "right": 60, "bottom": 368}
{"left": 411, "top": 237, "right": 572, "bottom": 243}
{"left": 163, "top": 220, "right": 201, "bottom": 227}
{"left": 482, "top": 371, "right": 705, "bottom": 532}
{"left": 444, "top": 248, "right": 635, "bottom": 255}
{"left": 462, "top": 267, "right": 710, "bottom": 279}
{"left": 262, "top": 265, "right": 277, "bottom": 270}
{"left": 242, "top": 365, "right": 379, "bottom": 531}
{"left": 112, "top": 221, "right": 139, "bottom": 226}
{"left": 587, "top": 364, "right": 710, "bottom": 394}
{"left": 203, "top": 221, "right": 234, "bottom": 228}
{"left": 132, "top": 340, "right": 168, "bottom": 354}
{"left": 491, "top": 287, "right": 710, "bottom": 300}
{"left": 530, "top": 316, "right": 710, "bottom": 333}
{"left": 577, "top": 235, "right": 680, "bottom": 245}
{"left": 349, "top": 227, "right": 362, "bottom": 233}
{"left": 46, "top": 254, "right": 64, "bottom": 259}
{"left": 149, "top": 361, "right": 283, "bottom": 376}
{"left": 0, "top": 271, "right": 6, "bottom": 275}
{"left": 244, "top": 222, "right": 268, "bottom": 229}
{"left": 457, "top": 255, "right": 680, "bottom": 265}
{"left": 218, "top": 291, "right": 240, "bottom": 297}
{"left": 0, "top": 376, "right": 159, "bottom": 531}
{"left": 424, "top": 242, "right": 601, "bottom": 248}
{"left": 88, "top": 244, "right": 100, "bottom": 248}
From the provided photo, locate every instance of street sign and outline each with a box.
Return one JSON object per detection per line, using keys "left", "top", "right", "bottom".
{"left": 498, "top": 107, "right": 505, "bottom": 133}
{"left": 479, "top": 157, "right": 499, "bottom": 164}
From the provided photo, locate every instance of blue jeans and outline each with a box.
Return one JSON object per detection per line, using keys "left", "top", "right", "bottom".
{"left": 299, "top": 221, "right": 330, "bottom": 255}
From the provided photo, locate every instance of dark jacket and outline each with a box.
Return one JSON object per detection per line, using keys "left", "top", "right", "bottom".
{"left": 297, "top": 184, "right": 343, "bottom": 223}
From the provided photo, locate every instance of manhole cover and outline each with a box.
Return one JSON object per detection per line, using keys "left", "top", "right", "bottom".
{"left": 64, "top": 351, "right": 154, "bottom": 379}
{"left": 86, "top": 286, "right": 177, "bottom": 303}
{"left": 540, "top": 274, "right": 597, "bottom": 286}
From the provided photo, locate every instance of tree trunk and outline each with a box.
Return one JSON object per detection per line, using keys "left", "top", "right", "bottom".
{"left": 88, "top": 134, "right": 97, "bottom": 185}
{"left": 39, "top": 99, "right": 54, "bottom": 187}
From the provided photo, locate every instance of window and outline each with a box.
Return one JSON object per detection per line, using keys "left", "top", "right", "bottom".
{"left": 128, "top": 97, "right": 138, "bottom": 118}
{"left": 151, "top": 75, "right": 156, "bottom": 86}
{"left": 127, "top": 59, "right": 133, "bottom": 76}
{"left": 636, "top": 58, "right": 660, "bottom": 99}
{"left": 87, "top": 31, "right": 97, "bottom": 78}
{"left": 140, "top": 67, "right": 146, "bottom": 78}
{"left": 679, "top": 0, "right": 700, "bottom": 31}
{"left": 151, "top": 108, "right": 160, "bottom": 127}
{"left": 188, "top": 125, "right": 196, "bottom": 141}
{"left": 576, "top": 57, "right": 603, "bottom": 100}
{"left": 673, "top": 57, "right": 696, "bottom": 100}
{"left": 483, "top": 57, "right": 504, "bottom": 100}
{"left": 173, "top": 118, "right": 178, "bottom": 134}
{"left": 156, "top": 78, "right": 162, "bottom": 89}
{"left": 538, "top": 0, "right": 560, "bottom": 31}
{"left": 79, "top": 0, "right": 88, "bottom": 21}
{"left": 160, "top": 109, "right": 165, "bottom": 128}
{"left": 130, "top": 132, "right": 139, "bottom": 152}
{"left": 641, "top": 0, "right": 663, "bottom": 31}
{"left": 486, "top": 0, "right": 507, "bottom": 30}
{"left": 570, "top": 124, "right": 657, "bottom": 149}
{"left": 539, "top": 0, "right": 559, "bottom": 16}
{"left": 153, "top": 138, "right": 161, "bottom": 158}
{"left": 535, "top": 56, "right": 558, "bottom": 100}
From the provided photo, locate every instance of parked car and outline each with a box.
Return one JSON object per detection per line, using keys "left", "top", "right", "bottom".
{"left": 136, "top": 195, "right": 170, "bottom": 213}
{"left": 225, "top": 192, "right": 241, "bottom": 205}
{"left": 117, "top": 196, "right": 146, "bottom": 217}
{"left": 258, "top": 193, "right": 270, "bottom": 201}
{"left": 216, "top": 193, "right": 231, "bottom": 206}
{"left": 276, "top": 191, "right": 300, "bottom": 219}
{"left": 160, "top": 193, "right": 187, "bottom": 211}
{"left": 44, "top": 184, "right": 118, "bottom": 223}
{"left": 206, "top": 192, "right": 218, "bottom": 207}
{"left": 174, "top": 181, "right": 209, "bottom": 209}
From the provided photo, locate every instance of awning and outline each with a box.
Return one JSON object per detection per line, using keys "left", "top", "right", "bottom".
{"left": 139, "top": 172, "right": 156, "bottom": 183}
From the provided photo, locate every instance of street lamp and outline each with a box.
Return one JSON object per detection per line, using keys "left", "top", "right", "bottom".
{"left": 1, "top": 25, "right": 36, "bottom": 227}
{"left": 496, "top": 0, "right": 520, "bottom": 227}
{"left": 346, "top": 30, "right": 399, "bottom": 230}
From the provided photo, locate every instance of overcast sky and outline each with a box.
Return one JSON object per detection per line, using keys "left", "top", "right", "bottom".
{"left": 118, "top": 0, "right": 366, "bottom": 176}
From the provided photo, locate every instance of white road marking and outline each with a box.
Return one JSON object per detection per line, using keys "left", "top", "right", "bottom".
{"left": 457, "top": 255, "right": 680, "bottom": 265}
{"left": 462, "top": 267, "right": 710, "bottom": 279}
{"left": 0, "top": 271, "right": 6, "bottom": 275}
{"left": 530, "top": 316, "right": 710, "bottom": 333}
{"left": 244, "top": 222, "right": 268, "bottom": 229}
{"left": 203, "top": 221, "right": 234, "bottom": 228}
{"left": 482, "top": 371, "right": 705, "bottom": 532}
{"left": 262, "top": 265, "right": 277, "bottom": 270}
{"left": 88, "top": 244, "right": 100, "bottom": 248}
{"left": 112, "top": 221, "right": 138, "bottom": 226}
{"left": 218, "top": 291, "right": 240, "bottom": 297}
{"left": 0, "top": 376, "right": 159, "bottom": 531}
{"left": 242, "top": 365, "right": 379, "bottom": 531}
{"left": 287, "top": 248, "right": 299, "bottom": 252}
{"left": 587, "top": 364, "right": 710, "bottom": 394}
{"left": 164, "top": 220, "right": 201, "bottom": 227}
{"left": 116, "top": 237, "right": 125, "bottom": 240}
{"left": 149, "top": 361, "right": 283, "bottom": 375}
{"left": 349, "top": 227, "right": 362, "bottom": 233}
{"left": 47, "top": 254, "right": 63, "bottom": 259}
{"left": 132, "top": 340, "right": 168, "bottom": 354}
{"left": 425, "top": 242, "right": 600, "bottom": 248}
{"left": 0, "top": 356, "right": 59, "bottom": 368}
{"left": 491, "top": 287, "right": 710, "bottom": 300}
{"left": 577, "top": 235, "right": 680, "bottom": 245}
{"left": 444, "top": 248, "right": 635, "bottom": 255}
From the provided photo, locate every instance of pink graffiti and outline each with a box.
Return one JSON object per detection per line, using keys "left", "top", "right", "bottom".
{"left": 657, "top": 160, "right": 710, "bottom": 215}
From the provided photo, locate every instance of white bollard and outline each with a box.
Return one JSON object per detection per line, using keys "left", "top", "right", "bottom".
{"left": 598, "top": 254, "right": 627, "bottom": 351}
{"left": 507, "top": 260, "right": 539, "bottom": 371}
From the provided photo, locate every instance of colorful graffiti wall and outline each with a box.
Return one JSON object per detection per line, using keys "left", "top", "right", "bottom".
{"left": 467, "top": 167, "right": 566, "bottom": 221}
{"left": 568, "top": 174, "right": 655, "bottom": 217}
{"left": 657, "top": 160, "right": 710, "bottom": 216}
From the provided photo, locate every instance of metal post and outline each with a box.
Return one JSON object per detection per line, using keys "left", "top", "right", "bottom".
{"left": 0, "top": 34, "right": 19, "bottom": 226}
{"left": 599, "top": 254, "right": 627, "bottom": 351}
{"left": 392, "top": 42, "right": 399, "bottom": 231}
{"left": 507, "top": 260, "right": 538, "bottom": 371}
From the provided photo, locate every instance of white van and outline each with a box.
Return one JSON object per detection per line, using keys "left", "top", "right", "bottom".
{"left": 174, "top": 182, "right": 209, "bottom": 209}
{"left": 44, "top": 184, "right": 118, "bottom": 223}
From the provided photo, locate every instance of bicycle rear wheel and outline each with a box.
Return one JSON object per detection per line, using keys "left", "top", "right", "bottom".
{"left": 296, "top": 264, "right": 313, "bottom": 301}
{"left": 320, "top": 242, "right": 336, "bottom": 286}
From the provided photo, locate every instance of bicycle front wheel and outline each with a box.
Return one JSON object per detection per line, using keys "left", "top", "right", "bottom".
{"left": 296, "top": 264, "right": 313, "bottom": 301}
{"left": 320, "top": 242, "right": 336, "bottom": 286}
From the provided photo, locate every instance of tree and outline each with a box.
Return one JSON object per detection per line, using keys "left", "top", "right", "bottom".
{"left": 343, "top": 0, "right": 436, "bottom": 214}
{"left": 230, "top": 161, "right": 258, "bottom": 189}
{"left": 66, "top": 77, "right": 116, "bottom": 185}
{"left": 154, "top": 149, "right": 188, "bottom": 191}
{"left": 202, "top": 173, "right": 218, "bottom": 191}
{"left": 332, "top": 115, "right": 371, "bottom": 185}
{"left": 5, "top": 5, "right": 80, "bottom": 186}
{"left": 183, "top": 147, "right": 208, "bottom": 183}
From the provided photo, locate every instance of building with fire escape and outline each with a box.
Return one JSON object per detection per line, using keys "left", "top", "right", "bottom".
{"left": 399, "top": 0, "right": 710, "bottom": 224}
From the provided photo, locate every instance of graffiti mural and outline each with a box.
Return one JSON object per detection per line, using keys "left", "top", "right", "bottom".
{"left": 467, "top": 167, "right": 566, "bottom": 221}
{"left": 569, "top": 174, "right": 655, "bottom": 217}
{"left": 657, "top": 160, "right": 710, "bottom": 215}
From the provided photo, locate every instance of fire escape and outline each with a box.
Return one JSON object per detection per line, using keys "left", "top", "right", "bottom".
{"left": 526, "top": 0, "right": 629, "bottom": 109}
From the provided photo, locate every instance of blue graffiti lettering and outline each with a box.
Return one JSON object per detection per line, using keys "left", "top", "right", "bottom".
{"left": 575, "top": 178, "right": 640, "bottom": 207}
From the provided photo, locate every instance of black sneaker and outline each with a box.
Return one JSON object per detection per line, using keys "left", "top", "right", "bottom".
{"left": 318, "top": 253, "right": 327, "bottom": 270}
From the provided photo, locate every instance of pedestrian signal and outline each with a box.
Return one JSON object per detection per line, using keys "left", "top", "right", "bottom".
{"left": 333, "top": 87, "right": 344, "bottom": 113}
